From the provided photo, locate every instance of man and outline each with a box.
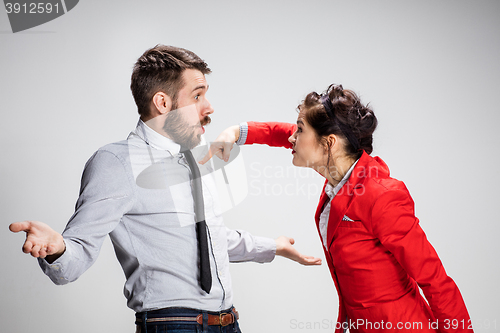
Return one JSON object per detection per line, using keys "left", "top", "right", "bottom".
{"left": 9, "top": 45, "right": 321, "bottom": 333}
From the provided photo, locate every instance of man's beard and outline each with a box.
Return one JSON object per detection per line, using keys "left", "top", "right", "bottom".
{"left": 163, "top": 108, "right": 211, "bottom": 150}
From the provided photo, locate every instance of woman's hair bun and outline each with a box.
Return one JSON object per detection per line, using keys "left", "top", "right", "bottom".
{"left": 300, "top": 83, "right": 378, "bottom": 158}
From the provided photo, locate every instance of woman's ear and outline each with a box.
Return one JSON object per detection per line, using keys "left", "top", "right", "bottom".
{"left": 151, "top": 92, "right": 172, "bottom": 116}
{"left": 326, "top": 134, "right": 337, "bottom": 151}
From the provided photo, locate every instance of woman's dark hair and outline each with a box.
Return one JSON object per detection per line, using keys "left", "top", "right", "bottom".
{"left": 299, "top": 84, "right": 378, "bottom": 160}
{"left": 131, "top": 45, "right": 211, "bottom": 118}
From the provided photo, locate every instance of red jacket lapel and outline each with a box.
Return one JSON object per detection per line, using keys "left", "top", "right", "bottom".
{"left": 314, "top": 182, "right": 329, "bottom": 228}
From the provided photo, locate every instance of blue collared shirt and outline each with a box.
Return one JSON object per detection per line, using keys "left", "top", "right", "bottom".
{"left": 39, "top": 120, "right": 276, "bottom": 312}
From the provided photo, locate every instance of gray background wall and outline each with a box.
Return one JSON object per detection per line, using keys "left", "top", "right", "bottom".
{"left": 1, "top": 1, "right": 499, "bottom": 332}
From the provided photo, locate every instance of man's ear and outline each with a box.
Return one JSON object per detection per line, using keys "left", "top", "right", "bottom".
{"left": 151, "top": 92, "right": 172, "bottom": 116}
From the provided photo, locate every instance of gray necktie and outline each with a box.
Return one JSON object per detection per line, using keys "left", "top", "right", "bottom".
{"left": 181, "top": 148, "right": 212, "bottom": 293}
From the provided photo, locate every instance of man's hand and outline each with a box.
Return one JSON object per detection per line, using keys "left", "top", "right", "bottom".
{"left": 199, "top": 125, "right": 240, "bottom": 164}
{"left": 9, "top": 221, "right": 65, "bottom": 263}
{"left": 275, "top": 236, "right": 322, "bottom": 266}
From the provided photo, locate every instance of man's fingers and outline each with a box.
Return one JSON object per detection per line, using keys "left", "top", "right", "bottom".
{"left": 9, "top": 221, "right": 31, "bottom": 233}
{"left": 39, "top": 247, "right": 47, "bottom": 258}
{"left": 298, "top": 255, "right": 321, "bottom": 266}
{"left": 22, "top": 240, "right": 33, "bottom": 254}
{"left": 302, "top": 256, "right": 322, "bottom": 266}
{"left": 275, "top": 236, "right": 322, "bottom": 266}
{"left": 46, "top": 244, "right": 59, "bottom": 256}
{"left": 31, "top": 245, "right": 41, "bottom": 258}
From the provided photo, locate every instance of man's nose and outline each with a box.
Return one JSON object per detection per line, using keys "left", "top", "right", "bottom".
{"left": 202, "top": 98, "right": 214, "bottom": 115}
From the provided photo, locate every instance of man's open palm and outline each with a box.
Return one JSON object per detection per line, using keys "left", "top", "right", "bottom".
{"left": 9, "top": 221, "right": 65, "bottom": 261}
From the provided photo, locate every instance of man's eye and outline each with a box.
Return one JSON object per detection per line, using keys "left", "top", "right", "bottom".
{"left": 194, "top": 95, "right": 200, "bottom": 100}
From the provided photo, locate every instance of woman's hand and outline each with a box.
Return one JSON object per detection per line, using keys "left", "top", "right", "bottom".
{"left": 275, "top": 236, "right": 322, "bottom": 266}
{"left": 199, "top": 125, "right": 240, "bottom": 164}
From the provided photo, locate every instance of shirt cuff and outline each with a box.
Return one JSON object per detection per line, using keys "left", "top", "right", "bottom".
{"left": 37, "top": 240, "right": 73, "bottom": 285}
{"left": 235, "top": 122, "right": 248, "bottom": 146}
{"left": 251, "top": 236, "right": 277, "bottom": 263}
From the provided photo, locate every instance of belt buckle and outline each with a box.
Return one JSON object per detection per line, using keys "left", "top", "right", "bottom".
{"left": 220, "top": 312, "right": 232, "bottom": 327}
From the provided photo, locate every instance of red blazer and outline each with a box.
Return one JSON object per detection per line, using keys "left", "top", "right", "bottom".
{"left": 246, "top": 122, "right": 473, "bottom": 333}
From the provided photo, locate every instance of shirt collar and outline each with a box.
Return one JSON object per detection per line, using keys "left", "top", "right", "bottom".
{"left": 132, "top": 119, "right": 181, "bottom": 155}
{"left": 324, "top": 159, "right": 359, "bottom": 200}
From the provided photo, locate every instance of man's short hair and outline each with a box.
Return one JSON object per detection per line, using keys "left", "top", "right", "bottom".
{"left": 131, "top": 45, "right": 211, "bottom": 118}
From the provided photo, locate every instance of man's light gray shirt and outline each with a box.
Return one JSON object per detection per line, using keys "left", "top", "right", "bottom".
{"left": 39, "top": 120, "right": 276, "bottom": 312}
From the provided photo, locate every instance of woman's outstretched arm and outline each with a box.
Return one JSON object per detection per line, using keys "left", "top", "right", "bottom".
{"left": 200, "top": 122, "right": 296, "bottom": 164}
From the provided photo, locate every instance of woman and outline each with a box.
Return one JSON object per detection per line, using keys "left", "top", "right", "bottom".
{"left": 203, "top": 84, "right": 473, "bottom": 332}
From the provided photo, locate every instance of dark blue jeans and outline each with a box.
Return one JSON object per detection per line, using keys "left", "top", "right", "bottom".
{"left": 135, "top": 307, "right": 242, "bottom": 333}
